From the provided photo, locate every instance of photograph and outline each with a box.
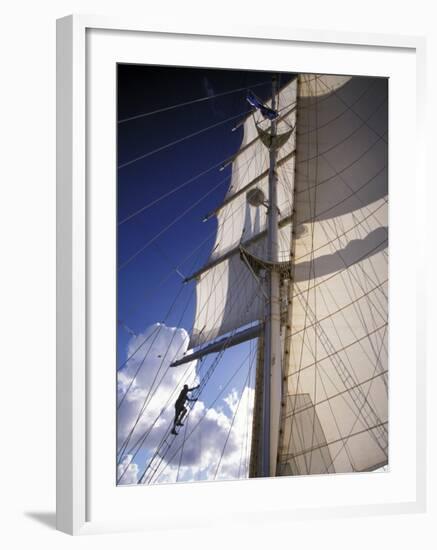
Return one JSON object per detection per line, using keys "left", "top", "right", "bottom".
{"left": 1, "top": 0, "right": 430, "bottom": 544}
{"left": 115, "top": 65, "right": 389, "bottom": 486}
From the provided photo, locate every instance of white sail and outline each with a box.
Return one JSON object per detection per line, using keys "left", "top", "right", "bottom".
{"left": 278, "top": 74, "right": 388, "bottom": 475}
{"left": 191, "top": 79, "right": 297, "bottom": 347}
{"left": 125, "top": 72, "right": 390, "bottom": 486}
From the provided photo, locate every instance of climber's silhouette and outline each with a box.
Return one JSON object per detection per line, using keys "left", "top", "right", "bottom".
{"left": 171, "top": 384, "right": 199, "bottom": 435}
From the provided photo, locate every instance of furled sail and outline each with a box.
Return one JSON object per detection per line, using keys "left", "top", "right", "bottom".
{"left": 277, "top": 74, "right": 389, "bottom": 475}
{"left": 190, "top": 79, "right": 297, "bottom": 348}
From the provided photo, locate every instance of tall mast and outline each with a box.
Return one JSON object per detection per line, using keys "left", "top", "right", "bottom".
{"left": 261, "top": 75, "right": 282, "bottom": 477}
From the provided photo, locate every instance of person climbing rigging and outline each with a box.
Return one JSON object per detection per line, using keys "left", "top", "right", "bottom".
{"left": 171, "top": 384, "right": 199, "bottom": 435}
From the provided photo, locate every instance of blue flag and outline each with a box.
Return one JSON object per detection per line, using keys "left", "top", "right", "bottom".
{"left": 246, "top": 91, "right": 278, "bottom": 120}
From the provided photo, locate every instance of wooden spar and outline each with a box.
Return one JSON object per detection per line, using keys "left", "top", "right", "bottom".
{"left": 170, "top": 324, "right": 262, "bottom": 367}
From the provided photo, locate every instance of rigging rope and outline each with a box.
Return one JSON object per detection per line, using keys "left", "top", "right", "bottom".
{"left": 120, "top": 227, "right": 216, "bottom": 322}
{"left": 117, "top": 325, "right": 160, "bottom": 371}
{"left": 118, "top": 80, "right": 271, "bottom": 123}
{"left": 118, "top": 131, "right": 261, "bottom": 227}
{"left": 118, "top": 107, "right": 254, "bottom": 169}
{"left": 118, "top": 140, "right": 263, "bottom": 272}
{"left": 118, "top": 173, "right": 231, "bottom": 271}
{"left": 175, "top": 417, "right": 190, "bottom": 483}
{"left": 118, "top": 157, "right": 229, "bottom": 226}
{"left": 119, "top": 94, "right": 297, "bottom": 172}
{"left": 316, "top": 76, "right": 388, "bottom": 143}
{"left": 238, "top": 340, "right": 255, "bottom": 478}
{"left": 214, "top": 367, "right": 251, "bottom": 480}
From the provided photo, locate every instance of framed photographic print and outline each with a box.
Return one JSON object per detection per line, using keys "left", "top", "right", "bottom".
{"left": 56, "top": 15, "right": 427, "bottom": 535}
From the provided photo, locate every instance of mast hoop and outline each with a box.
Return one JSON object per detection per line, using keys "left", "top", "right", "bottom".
{"left": 239, "top": 245, "right": 293, "bottom": 278}
{"left": 256, "top": 124, "right": 294, "bottom": 151}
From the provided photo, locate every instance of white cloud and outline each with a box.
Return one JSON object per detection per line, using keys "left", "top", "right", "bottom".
{"left": 117, "top": 323, "right": 254, "bottom": 485}
{"left": 223, "top": 388, "right": 240, "bottom": 415}
{"left": 117, "top": 454, "right": 139, "bottom": 485}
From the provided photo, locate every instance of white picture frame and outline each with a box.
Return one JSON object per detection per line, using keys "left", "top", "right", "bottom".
{"left": 56, "top": 14, "right": 427, "bottom": 535}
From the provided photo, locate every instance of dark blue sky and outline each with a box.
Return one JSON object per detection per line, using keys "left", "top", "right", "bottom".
{"left": 117, "top": 64, "right": 293, "bottom": 363}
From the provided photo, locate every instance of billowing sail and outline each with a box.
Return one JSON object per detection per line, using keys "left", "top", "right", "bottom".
{"left": 190, "top": 79, "right": 297, "bottom": 347}
{"left": 277, "top": 74, "right": 388, "bottom": 475}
